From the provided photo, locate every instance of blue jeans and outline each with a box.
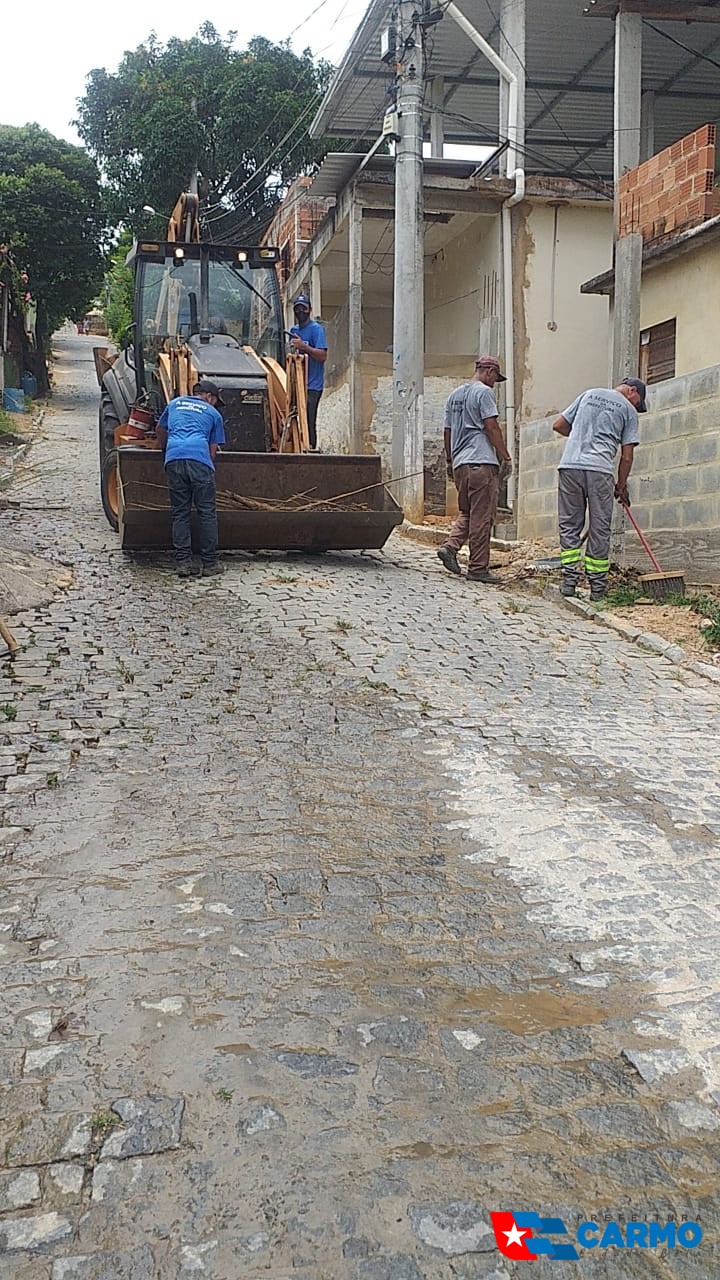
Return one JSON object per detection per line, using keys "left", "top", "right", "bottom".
{"left": 165, "top": 459, "right": 218, "bottom": 565}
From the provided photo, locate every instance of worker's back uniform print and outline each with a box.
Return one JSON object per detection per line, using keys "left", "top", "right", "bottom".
{"left": 557, "top": 388, "right": 639, "bottom": 593}
{"left": 158, "top": 397, "right": 226, "bottom": 471}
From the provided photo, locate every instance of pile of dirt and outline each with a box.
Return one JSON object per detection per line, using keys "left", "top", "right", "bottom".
{"left": 603, "top": 593, "right": 720, "bottom": 662}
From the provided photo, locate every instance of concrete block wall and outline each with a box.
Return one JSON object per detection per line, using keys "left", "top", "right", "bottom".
{"left": 518, "top": 365, "right": 720, "bottom": 583}
{"left": 618, "top": 124, "right": 719, "bottom": 242}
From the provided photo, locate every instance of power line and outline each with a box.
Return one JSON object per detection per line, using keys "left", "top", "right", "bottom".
{"left": 645, "top": 19, "right": 720, "bottom": 73}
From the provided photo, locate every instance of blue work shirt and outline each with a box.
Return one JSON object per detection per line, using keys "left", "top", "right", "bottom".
{"left": 158, "top": 396, "right": 225, "bottom": 471}
{"left": 289, "top": 320, "right": 328, "bottom": 392}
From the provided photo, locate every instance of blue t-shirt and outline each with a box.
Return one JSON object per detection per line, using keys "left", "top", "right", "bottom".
{"left": 289, "top": 319, "right": 327, "bottom": 392}
{"left": 158, "top": 396, "right": 226, "bottom": 471}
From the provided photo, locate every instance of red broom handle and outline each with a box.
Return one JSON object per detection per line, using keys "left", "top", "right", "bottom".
{"left": 622, "top": 503, "right": 663, "bottom": 573}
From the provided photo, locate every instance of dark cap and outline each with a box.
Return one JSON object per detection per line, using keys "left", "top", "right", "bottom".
{"left": 194, "top": 379, "right": 225, "bottom": 406}
{"left": 475, "top": 355, "right": 507, "bottom": 382}
{"left": 621, "top": 376, "right": 647, "bottom": 413}
{"left": 294, "top": 293, "right": 311, "bottom": 310}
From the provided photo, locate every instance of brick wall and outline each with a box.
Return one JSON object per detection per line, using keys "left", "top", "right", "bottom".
{"left": 618, "top": 125, "right": 720, "bottom": 242}
{"left": 263, "top": 178, "right": 331, "bottom": 291}
{"left": 518, "top": 366, "right": 720, "bottom": 583}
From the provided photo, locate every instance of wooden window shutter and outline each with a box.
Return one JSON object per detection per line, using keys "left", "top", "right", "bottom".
{"left": 639, "top": 318, "right": 676, "bottom": 384}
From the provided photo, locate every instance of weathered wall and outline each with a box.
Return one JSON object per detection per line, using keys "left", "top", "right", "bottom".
{"left": 318, "top": 352, "right": 475, "bottom": 478}
{"left": 639, "top": 240, "right": 720, "bottom": 376}
{"left": 519, "top": 202, "right": 613, "bottom": 422}
{"left": 425, "top": 216, "right": 501, "bottom": 356}
{"left": 518, "top": 364, "right": 720, "bottom": 583}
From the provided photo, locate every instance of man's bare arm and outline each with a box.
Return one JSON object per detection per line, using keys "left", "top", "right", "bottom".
{"left": 156, "top": 425, "right": 168, "bottom": 449}
{"left": 552, "top": 415, "right": 571, "bottom": 437}
{"left": 483, "top": 416, "right": 512, "bottom": 465}
{"left": 615, "top": 443, "right": 636, "bottom": 502}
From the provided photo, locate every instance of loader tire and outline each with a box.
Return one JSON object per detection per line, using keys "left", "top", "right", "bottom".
{"left": 99, "top": 391, "right": 121, "bottom": 467}
{"left": 101, "top": 449, "right": 120, "bottom": 532}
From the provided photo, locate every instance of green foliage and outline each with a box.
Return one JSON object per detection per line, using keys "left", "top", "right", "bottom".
{"left": 104, "top": 230, "right": 134, "bottom": 345}
{"left": 0, "top": 125, "right": 104, "bottom": 340}
{"left": 601, "top": 582, "right": 642, "bottom": 608}
{"left": 75, "top": 25, "right": 334, "bottom": 236}
{"left": 687, "top": 592, "right": 720, "bottom": 649}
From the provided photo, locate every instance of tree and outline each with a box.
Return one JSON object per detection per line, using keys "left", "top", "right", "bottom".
{"left": 103, "top": 230, "right": 134, "bottom": 345}
{"left": 75, "top": 25, "right": 333, "bottom": 240}
{"left": 0, "top": 125, "right": 104, "bottom": 390}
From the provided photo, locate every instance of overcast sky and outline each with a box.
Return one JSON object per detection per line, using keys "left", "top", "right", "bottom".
{"left": 0, "top": 0, "right": 367, "bottom": 146}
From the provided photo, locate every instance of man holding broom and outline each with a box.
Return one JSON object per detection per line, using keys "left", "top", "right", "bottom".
{"left": 157, "top": 381, "right": 226, "bottom": 578}
{"left": 552, "top": 377, "right": 646, "bottom": 601}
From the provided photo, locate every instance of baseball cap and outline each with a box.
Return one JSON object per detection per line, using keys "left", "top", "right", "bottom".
{"left": 294, "top": 293, "right": 311, "bottom": 310}
{"left": 621, "top": 376, "right": 647, "bottom": 413}
{"left": 476, "top": 355, "right": 507, "bottom": 382}
{"left": 194, "top": 379, "right": 225, "bottom": 405}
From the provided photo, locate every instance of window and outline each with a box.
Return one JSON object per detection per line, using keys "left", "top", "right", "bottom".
{"left": 639, "top": 318, "right": 676, "bottom": 384}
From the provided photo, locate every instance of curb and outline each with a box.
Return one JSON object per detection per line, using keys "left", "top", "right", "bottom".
{"left": 558, "top": 590, "right": 720, "bottom": 686}
{"left": 400, "top": 521, "right": 520, "bottom": 552}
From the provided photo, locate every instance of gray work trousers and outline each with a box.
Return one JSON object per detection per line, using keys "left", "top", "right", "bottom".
{"left": 558, "top": 467, "right": 614, "bottom": 585}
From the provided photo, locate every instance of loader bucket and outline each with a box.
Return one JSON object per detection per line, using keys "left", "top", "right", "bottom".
{"left": 115, "top": 449, "right": 403, "bottom": 553}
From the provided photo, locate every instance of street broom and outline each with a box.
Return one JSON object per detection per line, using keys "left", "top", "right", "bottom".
{"left": 622, "top": 504, "right": 685, "bottom": 600}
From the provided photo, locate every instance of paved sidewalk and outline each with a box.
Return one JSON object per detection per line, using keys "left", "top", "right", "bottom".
{"left": 0, "top": 333, "right": 718, "bottom": 1278}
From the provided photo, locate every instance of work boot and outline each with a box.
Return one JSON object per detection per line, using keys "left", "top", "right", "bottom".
{"left": 590, "top": 580, "right": 607, "bottom": 602}
{"left": 467, "top": 570, "right": 501, "bottom": 584}
{"left": 202, "top": 562, "right": 224, "bottom": 578}
{"left": 177, "top": 561, "right": 200, "bottom": 578}
{"left": 437, "top": 546, "right": 461, "bottom": 576}
{"left": 560, "top": 574, "right": 577, "bottom": 597}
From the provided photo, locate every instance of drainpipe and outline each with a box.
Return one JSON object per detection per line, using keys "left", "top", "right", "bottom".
{"left": 444, "top": 3, "right": 525, "bottom": 510}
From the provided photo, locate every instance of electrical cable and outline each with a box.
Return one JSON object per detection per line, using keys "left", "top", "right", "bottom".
{"left": 645, "top": 19, "right": 720, "bottom": 74}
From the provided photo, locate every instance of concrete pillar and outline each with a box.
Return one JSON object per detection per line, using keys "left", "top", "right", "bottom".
{"left": 348, "top": 198, "right": 363, "bottom": 454}
{"left": 311, "top": 265, "right": 323, "bottom": 321}
{"left": 611, "top": 6, "right": 643, "bottom": 563}
{"left": 429, "top": 77, "right": 445, "bottom": 159}
{"left": 611, "top": 6, "right": 643, "bottom": 385}
{"left": 640, "top": 90, "right": 655, "bottom": 164}
{"left": 391, "top": 0, "right": 425, "bottom": 522}
{"left": 499, "top": 0, "right": 526, "bottom": 178}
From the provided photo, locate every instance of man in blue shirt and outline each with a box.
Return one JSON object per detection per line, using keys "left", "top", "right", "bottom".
{"left": 289, "top": 294, "right": 327, "bottom": 450}
{"left": 157, "top": 381, "right": 226, "bottom": 577}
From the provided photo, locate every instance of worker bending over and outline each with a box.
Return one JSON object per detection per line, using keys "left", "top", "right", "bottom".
{"left": 157, "top": 381, "right": 226, "bottom": 578}
{"left": 552, "top": 378, "right": 646, "bottom": 601}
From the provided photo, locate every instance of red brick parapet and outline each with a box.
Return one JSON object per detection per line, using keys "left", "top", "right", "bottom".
{"left": 618, "top": 124, "right": 718, "bottom": 242}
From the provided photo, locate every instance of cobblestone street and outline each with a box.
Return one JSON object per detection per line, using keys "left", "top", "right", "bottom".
{"left": 1, "top": 332, "right": 719, "bottom": 1277}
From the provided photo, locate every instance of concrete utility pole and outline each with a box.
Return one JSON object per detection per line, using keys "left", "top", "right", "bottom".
{"left": 348, "top": 197, "right": 363, "bottom": 454}
{"left": 611, "top": 5, "right": 643, "bottom": 385}
{"left": 391, "top": 0, "right": 425, "bottom": 523}
{"left": 611, "top": 4, "right": 643, "bottom": 564}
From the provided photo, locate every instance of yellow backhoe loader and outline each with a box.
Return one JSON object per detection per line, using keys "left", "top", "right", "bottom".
{"left": 94, "top": 193, "right": 402, "bottom": 553}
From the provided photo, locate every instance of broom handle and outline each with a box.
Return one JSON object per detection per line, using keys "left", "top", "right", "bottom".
{"left": 622, "top": 502, "right": 663, "bottom": 573}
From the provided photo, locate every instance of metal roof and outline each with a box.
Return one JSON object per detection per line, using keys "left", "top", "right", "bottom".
{"left": 310, "top": 0, "right": 720, "bottom": 181}
{"left": 308, "top": 152, "right": 482, "bottom": 197}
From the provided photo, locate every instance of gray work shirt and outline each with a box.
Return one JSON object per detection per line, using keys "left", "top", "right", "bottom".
{"left": 558, "top": 388, "right": 639, "bottom": 475}
{"left": 445, "top": 382, "right": 500, "bottom": 468}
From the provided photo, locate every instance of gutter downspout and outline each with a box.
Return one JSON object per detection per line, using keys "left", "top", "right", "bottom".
{"left": 444, "top": 2, "right": 525, "bottom": 509}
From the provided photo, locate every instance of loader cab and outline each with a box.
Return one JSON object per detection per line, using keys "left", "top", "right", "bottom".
{"left": 128, "top": 240, "right": 284, "bottom": 399}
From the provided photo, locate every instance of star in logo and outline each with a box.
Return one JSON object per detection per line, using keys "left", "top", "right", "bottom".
{"left": 504, "top": 1222, "right": 529, "bottom": 1249}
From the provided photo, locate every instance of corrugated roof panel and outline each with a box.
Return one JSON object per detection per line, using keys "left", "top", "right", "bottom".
{"left": 311, "top": 0, "right": 720, "bottom": 180}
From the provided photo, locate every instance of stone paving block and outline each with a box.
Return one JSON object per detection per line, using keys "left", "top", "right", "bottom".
{"left": 101, "top": 1097, "right": 184, "bottom": 1160}
{"left": 50, "top": 1246, "right": 155, "bottom": 1279}
{"left": 0, "top": 1168, "right": 41, "bottom": 1211}
{"left": 0, "top": 1212, "right": 73, "bottom": 1253}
